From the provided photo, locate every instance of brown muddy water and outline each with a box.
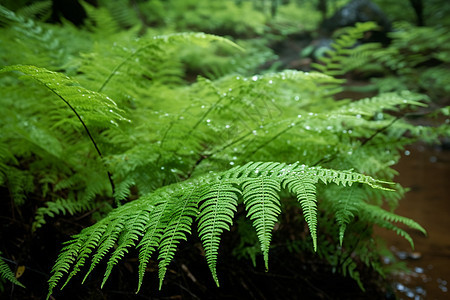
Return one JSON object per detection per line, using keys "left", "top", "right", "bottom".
{"left": 376, "top": 143, "right": 450, "bottom": 300}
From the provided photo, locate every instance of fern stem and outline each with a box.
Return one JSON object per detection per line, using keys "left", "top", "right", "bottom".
{"left": 46, "top": 86, "right": 116, "bottom": 195}
{"left": 360, "top": 116, "right": 401, "bottom": 147}
{"left": 242, "top": 123, "right": 294, "bottom": 161}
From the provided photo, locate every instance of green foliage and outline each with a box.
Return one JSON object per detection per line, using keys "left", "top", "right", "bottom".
{"left": 47, "top": 161, "right": 414, "bottom": 297}
{"left": 341, "top": 21, "right": 450, "bottom": 102}
{"left": 0, "top": 3, "right": 446, "bottom": 299}
{"left": 312, "top": 21, "right": 381, "bottom": 76}
{"left": 0, "top": 252, "right": 25, "bottom": 290}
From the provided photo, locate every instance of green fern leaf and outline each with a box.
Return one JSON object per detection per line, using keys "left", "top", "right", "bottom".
{"left": 136, "top": 195, "right": 170, "bottom": 292}
{"left": 242, "top": 177, "right": 281, "bottom": 270}
{"left": 358, "top": 202, "right": 426, "bottom": 248}
{"left": 101, "top": 208, "right": 150, "bottom": 288}
{"left": 0, "top": 252, "right": 25, "bottom": 289}
{"left": 46, "top": 161, "right": 422, "bottom": 298}
{"left": 197, "top": 182, "right": 240, "bottom": 286}
{"left": 282, "top": 175, "right": 318, "bottom": 251}
{"left": 157, "top": 186, "right": 199, "bottom": 290}
{"left": 0, "top": 65, "right": 128, "bottom": 128}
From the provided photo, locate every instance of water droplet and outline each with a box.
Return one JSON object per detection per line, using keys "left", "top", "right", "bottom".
{"left": 252, "top": 130, "right": 257, "bottom": 135}
{"left": 347, "top": 151, "right": 353, "bottom": 155}
{"left": 326, "top": 126, "right": 333, "bottom": 130}
{"left": 308, "top": 112, "right": 314, "bottom": 116}
{"left": 201, "top": 105, "right": 206, "bottom": 109}
{"left": 415, "top": 286, "right": 425, "bottom": 294}
{"left": 404, "top": 150, "right": 411, "bottom": 156}
{"left": 414, "top": 267, "right": 424, "bottom": 274}
{"left": 179, "top": 116, "right": 184, "bottom": 120}
{"left": 356, "top": 114, "right": 362, "bottom": 118}
{"left": 161, "top": 166, "right": 165, "bottom": 170}
{"left": 252, "top": 75, "right": 258, "bottom": 81}
{"left": 268, "top": 80, "right": 273, "bottom": 84}
{"left": 229, "top": 162, "right": 235, "bottom": 165}
{"left": 405, "top": 291, "right": 414, "bottom": 298}
{"left": 294, "top": 96, "right": 300, "bottom": 101}
{"left": 305, "top": 125, "right": 311, "bottom": 130}
{"left": 297, "top": 114, "right": 302, "bottom": 118}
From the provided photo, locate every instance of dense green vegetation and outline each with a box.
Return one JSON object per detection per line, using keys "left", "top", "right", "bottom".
{"left": 1, "top": 1, "right": 448, "bottom": 299}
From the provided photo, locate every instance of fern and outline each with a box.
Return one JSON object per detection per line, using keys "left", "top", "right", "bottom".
{"left": 0, "top": 7, "right": 444, "bottom": 298}
{"left": 45, "top": 160, "right": 424, "bottom": 298}
{"left": 0, "top": 252, "right": 25, "bottom": 289}
{"left": 312, "top": 22, "right": 380, "bottom": 76}
{"left": 0, "top": 65, "right": 128, "bottom": 129}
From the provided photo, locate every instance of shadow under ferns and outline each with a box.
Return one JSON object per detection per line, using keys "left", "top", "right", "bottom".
{"left": 0, "top": 3, "right": 448, "bottom": 299}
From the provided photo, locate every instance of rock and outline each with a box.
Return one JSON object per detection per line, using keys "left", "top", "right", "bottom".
{"left": 320, "top": 0, "right": 391, "bottom": 44}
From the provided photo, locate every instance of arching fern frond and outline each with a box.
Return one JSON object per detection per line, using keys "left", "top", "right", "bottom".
{"left": 0, "top": 65, "right": 128, "bottom": 128}
{"left": 46, "top": 161, "right": 421, "bottom": 299}
{"left": 358, "top": 202, "right": 426, "bottom": 248}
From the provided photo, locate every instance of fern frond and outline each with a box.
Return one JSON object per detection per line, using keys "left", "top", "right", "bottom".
{"left": 102, "top": 208, "right": 150, "bottom": 287}
{"left": 136, "top": 195, "right": 171, "bottom": 292}
{"left": 47, "top": 160, "right": 411, "bottom": 298}
{"left": 242, "top": 177, "right": 281, "bottom": 270}
{"left": 358, "top": 202, "right": 426, "bottom": 249}
{"left": 98, "top": 32, "right": 243, "bottom": 93}
{"left": 33, "top": 197, "right": 96, "bottom": 231}
{"left": 197, "top": 182, "right": 240, "bottom": 286}
{"left": 312, "top": 22, "right": 380, "bottom": 76}
{"left": 335, "top": 91, "right": 427, "bottom": 117}
{"left": 156, "top": 185, "right": 199, "bottom": 289}
{"left": 282, "top": 175, "right": 318, "bottom": 251}
{"left": 0, "top": 65, "right": 128, "bottom": 128}
{"left": 0, "top": 253, "right": 25, "bottom": 289}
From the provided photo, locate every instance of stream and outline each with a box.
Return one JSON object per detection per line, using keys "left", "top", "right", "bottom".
{"left": 376, "top": 142, "right": 450, "bottom": 300}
